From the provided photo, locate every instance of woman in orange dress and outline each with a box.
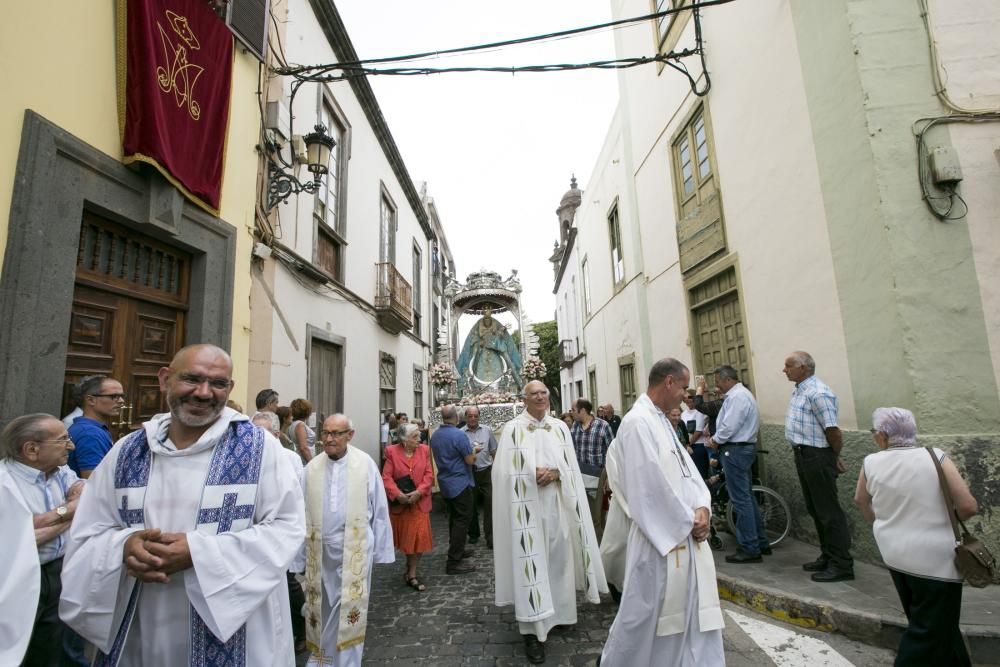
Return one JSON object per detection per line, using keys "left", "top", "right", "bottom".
{"left": 382, "top": 423, "right": 435, "bottom": 591}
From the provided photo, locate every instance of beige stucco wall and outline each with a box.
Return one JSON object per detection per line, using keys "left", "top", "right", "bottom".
{"left": 0, "top": 2, "right": 260, "bottom": 394}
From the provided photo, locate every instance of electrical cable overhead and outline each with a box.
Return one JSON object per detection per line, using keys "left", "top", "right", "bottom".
{"left": 276, "top": 0, "right": 733, "bottom": 95}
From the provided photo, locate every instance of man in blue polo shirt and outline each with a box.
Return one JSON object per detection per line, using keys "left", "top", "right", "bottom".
{"left": 430, "top": 404, "right": 477, "bottom": 574}
{"left": 67, "top": 375, "right": 125, "bottom": 478}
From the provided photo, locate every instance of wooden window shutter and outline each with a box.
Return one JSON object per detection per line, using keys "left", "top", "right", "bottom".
{"left": 227, "top": 0, "right": 269, "bottom": 62}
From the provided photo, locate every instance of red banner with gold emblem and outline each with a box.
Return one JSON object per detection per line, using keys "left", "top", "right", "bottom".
{"left": 118, "top": 0, "right": 233, "bottom": 214}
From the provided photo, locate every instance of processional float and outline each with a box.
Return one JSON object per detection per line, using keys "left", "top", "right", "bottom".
{"left": 428, "top": 270, "right": 546, "bottom": 430}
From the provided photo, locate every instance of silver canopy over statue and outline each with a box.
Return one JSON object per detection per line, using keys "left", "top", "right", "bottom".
{"left": 435, "top": 269, "right": 539, "bottom": 403}
{"left": 456, "top": 307, "right": 523, "bottom": 391}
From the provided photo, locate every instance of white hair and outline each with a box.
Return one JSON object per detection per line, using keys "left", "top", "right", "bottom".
{"left": 251, "top": 411, "right": 279, "bottom": 433}
{"left": 327, "top": 413, "right": 354, "bottom": 430}
{"left": 399, "top": 423, "right": 420, "bottom": 440}
{"left": 872, "top": 407, "right": 918, "bottom": 447}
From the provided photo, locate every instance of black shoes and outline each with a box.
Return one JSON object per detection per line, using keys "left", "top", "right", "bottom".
{"left": 523, "top": 634, "right": 545, "bottom": 664}
{"left": 802, "top": 557, "right": 829, "bottom": 572}
{"left": 461, "top": 548, "right": 475, "bottom": 558}
{"left": 760, "top": 546, "right": 773, "bottom": 556}
{"left": 446, "top": 563, "right": 476, "bottom": 575}
{"left": 725, "top": 549, "right": 763, "bottom": 564}
{"left": 811, "top": 568, "right": 855, "bottom": 583}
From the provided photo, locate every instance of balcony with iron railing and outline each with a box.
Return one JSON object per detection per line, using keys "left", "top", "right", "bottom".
{"left": 375, "top": 262, "right": 413, "bottom": 334}
{"left": 560, "top": 339, "right": 577, "bottom": 367}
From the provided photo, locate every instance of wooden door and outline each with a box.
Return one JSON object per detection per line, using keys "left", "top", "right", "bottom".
{"left": 691, "top": 268, "right": 752, "bottom": 391}
{"left": 63, "top": 214, "right": 189, "bottom": 438}
{"left": 309, "top": 337, "right": 343, "bottom": 426}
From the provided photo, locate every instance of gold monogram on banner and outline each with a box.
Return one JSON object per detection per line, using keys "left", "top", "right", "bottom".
{"left": 156, "top": 10, "right": 204, "bottom": 120}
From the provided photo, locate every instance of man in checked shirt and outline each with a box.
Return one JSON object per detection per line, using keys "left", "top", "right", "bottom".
{"left": 783, "top": 350, "right": 854, "bottom": 582}
{"left": 570, "top": 398, "right": 614, "bottom": 492}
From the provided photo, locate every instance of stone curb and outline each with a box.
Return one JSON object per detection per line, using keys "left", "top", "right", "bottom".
{"left": 717, "top": 572, "right": 1000, "bottom": 666}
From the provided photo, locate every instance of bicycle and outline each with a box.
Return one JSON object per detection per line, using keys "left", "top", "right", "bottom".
{"left": 707, "top": 451, "right": 791, "bottom": 550}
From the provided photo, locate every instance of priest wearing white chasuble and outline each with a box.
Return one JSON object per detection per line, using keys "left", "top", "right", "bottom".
{"left": 59, "top": 345, "right": 306, "bottom": 667}
{"left": 600, "top": 359, "right": 725, "bottom": 667}
{"left": 493, "top": 381, "right": 607, "bottom": 665}
{"left": 0, "top": 464, "right": 40, "bottom": 665}
{"left": 299, "top": 413, "right": 394, "bottom": 667}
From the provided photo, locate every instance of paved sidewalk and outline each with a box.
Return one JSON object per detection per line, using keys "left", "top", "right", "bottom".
{"left": 713, "top": 532, "right": 1000, "bottom": 666}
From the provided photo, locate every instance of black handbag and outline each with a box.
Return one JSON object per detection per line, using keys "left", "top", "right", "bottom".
{"left": 927, "top": 448, "right": 998, "bottom": 588}
{"left": 391, "top": 474, "right": 416, "bottom": 504}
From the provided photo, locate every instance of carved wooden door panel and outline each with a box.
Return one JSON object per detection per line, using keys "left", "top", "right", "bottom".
{"left": 63, "top": 214, "right": 189, "bottom": 439}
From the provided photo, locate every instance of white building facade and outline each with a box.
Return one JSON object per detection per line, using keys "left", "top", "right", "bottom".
{"left": 565, "top": 0, "right": 1000, "bottom": 557}
{"left": 549, "top": 178, "right": 588, "bottom": 412}
{"left": 248, "top": 0, "right": 451, "bottom": 460}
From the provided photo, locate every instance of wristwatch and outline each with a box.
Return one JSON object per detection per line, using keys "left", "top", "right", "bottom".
{"left": 55, "top": 505, "right": 68, "bottom": 521}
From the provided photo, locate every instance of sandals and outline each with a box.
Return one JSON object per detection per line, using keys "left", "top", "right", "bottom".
{"left": 405, "top": 576, "right": 426, "bottom": 592}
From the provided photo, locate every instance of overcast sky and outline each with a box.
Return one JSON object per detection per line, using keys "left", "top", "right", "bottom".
{"left": 335, "top": 1, "right": 624, "bottom": 325}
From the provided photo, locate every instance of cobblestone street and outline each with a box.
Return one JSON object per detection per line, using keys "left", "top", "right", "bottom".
{"left": 362, "top": 501, "right": 615, "bottom": 666}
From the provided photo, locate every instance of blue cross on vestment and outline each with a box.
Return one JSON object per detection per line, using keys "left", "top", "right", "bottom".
{"left": 197, "top": 492, "right": 254, "bottom": 533}
{"left": 119, "top": 496, "right": 145, "bottom": 527}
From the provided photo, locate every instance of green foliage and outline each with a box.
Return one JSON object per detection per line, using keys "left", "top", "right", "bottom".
{"left": 512, "top": 321, "right": 561, "bottom": 405}
{"left": 532, "top": 320, "right": 561, "bottom": 402}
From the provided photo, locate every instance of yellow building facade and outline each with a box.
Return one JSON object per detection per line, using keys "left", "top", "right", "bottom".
{"left": 0, "top": 2, "right": 261, "bottom": 426}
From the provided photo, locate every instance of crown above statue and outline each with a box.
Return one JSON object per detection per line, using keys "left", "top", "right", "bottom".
{"left": 449, "top": 269, "right": 522, "bottom": 314}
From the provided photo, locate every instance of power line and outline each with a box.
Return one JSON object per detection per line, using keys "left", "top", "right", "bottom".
{"left": 276, "top": 0, "right": 736, "bottom": 75}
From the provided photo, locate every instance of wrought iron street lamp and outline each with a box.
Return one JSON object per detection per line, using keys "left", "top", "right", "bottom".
{"left": 264, "top": 123, "right": 336, "bottom": 211}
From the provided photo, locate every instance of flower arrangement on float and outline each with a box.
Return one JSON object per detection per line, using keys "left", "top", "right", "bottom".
{"left": 429, "top": 363, "right": 458, "bottom": 387}
{"left": 458, "top": 391, "right": 520, "bottom": 406}
{"left": 522, "top": 356, "right": 547, "bottom": 380}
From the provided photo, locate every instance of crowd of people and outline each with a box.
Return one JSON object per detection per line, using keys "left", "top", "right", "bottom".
{"left": 0, "top": 344, "right": 982, "bottom": 666}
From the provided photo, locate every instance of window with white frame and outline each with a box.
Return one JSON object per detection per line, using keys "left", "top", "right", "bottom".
{"left": 582, "top": 257, "right": 592, "bottom": 314}
{"left": 315, "top": 97, "right": 347, "bottom": 236}
{"left": 379, "top": 190, "right": 396, "bottom": 265}
{"left": 608, "top": 202, "right": 625, "bottom": 286}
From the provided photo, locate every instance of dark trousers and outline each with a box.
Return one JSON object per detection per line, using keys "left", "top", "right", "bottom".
{"left": 23, "top": 557, "right": 64, "bottom": 667}
{"left": 286, "top": 571, "right": 305, "bottom": 644}
{"left": 793, "top": 445, "right": 853, "bottom": 571}
{"left": 468, "top": 467, "right": 493, "bottom": 546}
{"left": 443, "top": 486, "right": 474, "bottom": 566}
{"left": 890, "top": 569, "right": 971, "bottom": 666}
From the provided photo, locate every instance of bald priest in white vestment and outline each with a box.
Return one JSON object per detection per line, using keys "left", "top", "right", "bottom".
{"left": 493, "top": 380, "right": 607, "bottom": 665}
{"left": 59, "top": 344, "right": 306, "bottom": 666}
{"left": 299, "top": 413, "right": 394, "bottom": 667}
{"left": 600, "top": 358, "right": 725, "bottom": 667}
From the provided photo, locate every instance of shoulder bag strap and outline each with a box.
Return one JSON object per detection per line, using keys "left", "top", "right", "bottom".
{"left": 927, "top": 447, "right": 962, "bottom": 543}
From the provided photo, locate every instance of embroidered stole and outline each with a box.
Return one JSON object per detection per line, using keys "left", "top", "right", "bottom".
{"left": 505, "top": 416, "right": 600, "bottom": 622}
{"left": 96, "top": 421, "right": 265, "bottom": 667}
{"left": 303, "top": 446, "right": 370, "bottom": 656}
{"left": 650, "top": 415, "right": 724, "bottom": 636}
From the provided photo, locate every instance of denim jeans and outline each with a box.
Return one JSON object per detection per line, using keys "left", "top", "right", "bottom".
{"left": 721, "top": 444, "right": 768, "bottom": 554}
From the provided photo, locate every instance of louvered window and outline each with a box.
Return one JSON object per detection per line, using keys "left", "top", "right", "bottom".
{"left": 226, "top": 0, "right": 269, "bottom": 62}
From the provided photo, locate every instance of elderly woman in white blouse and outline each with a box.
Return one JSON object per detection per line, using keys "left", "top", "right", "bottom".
{"left": 854, "top": 407, "right": 978, "bottom": 667}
